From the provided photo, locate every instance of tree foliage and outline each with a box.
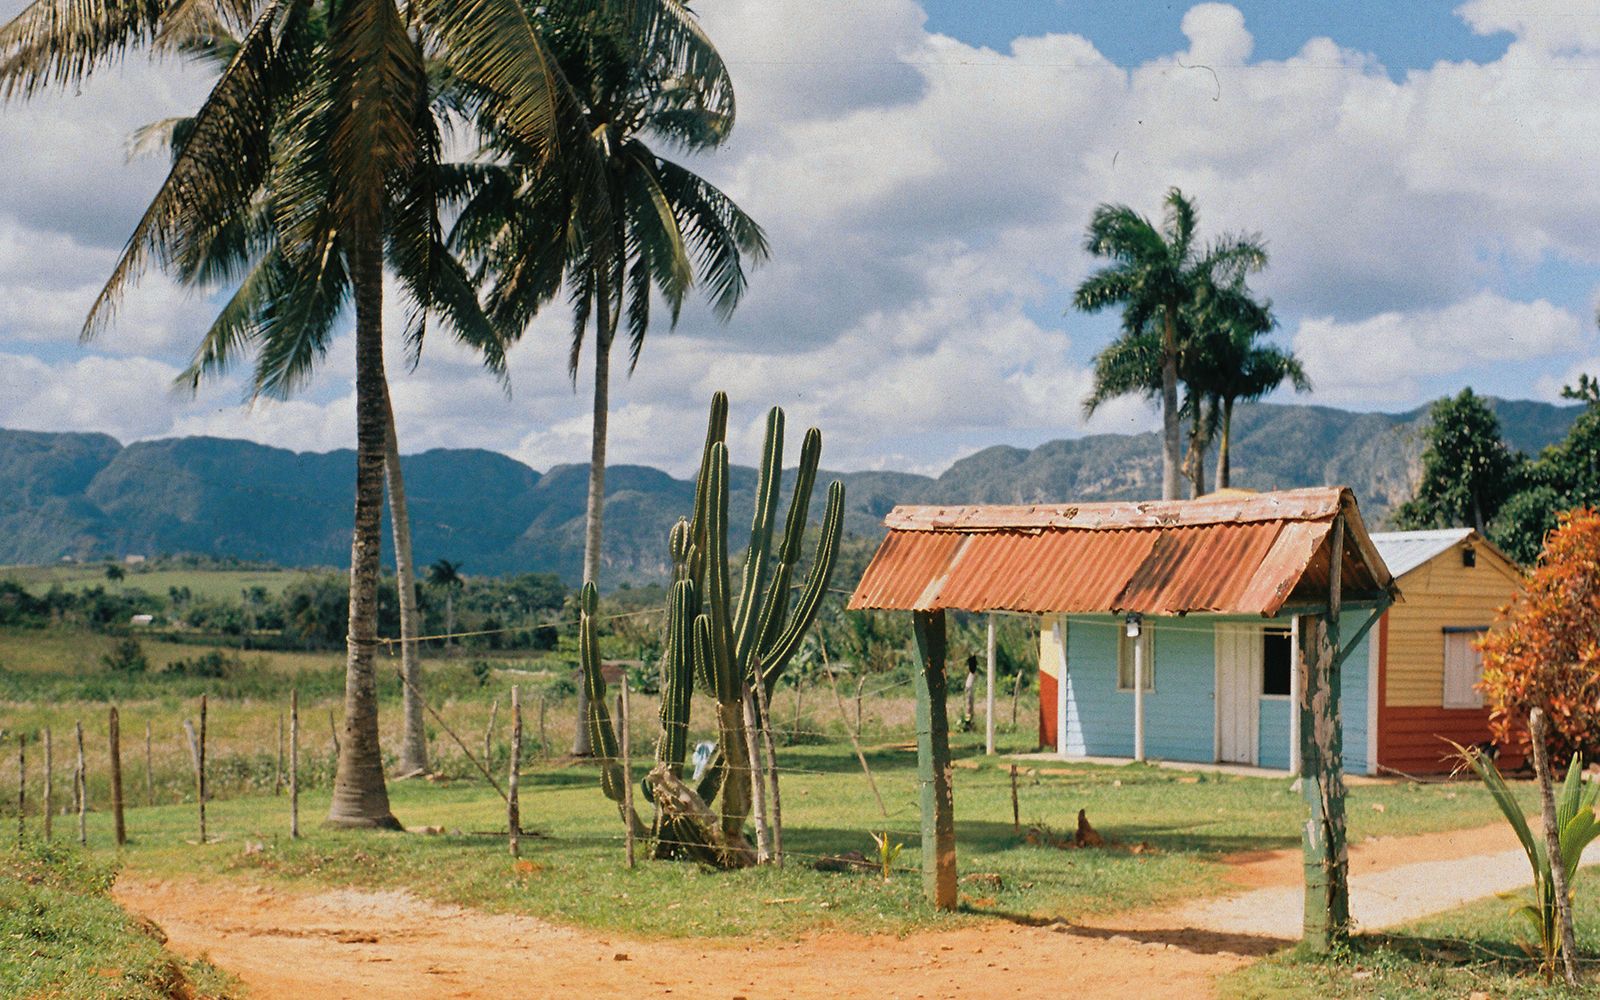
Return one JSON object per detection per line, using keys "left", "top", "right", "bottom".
{"left": 1480, "top": 508, "right": 1600, "bottom": 765}
{"left": 1394, "top": 388, "right": 1522, "bottom": 534}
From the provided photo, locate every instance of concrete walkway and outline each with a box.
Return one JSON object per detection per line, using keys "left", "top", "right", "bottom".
{"left": 1158, "top": 842, "right": 1600, "bottom": 938}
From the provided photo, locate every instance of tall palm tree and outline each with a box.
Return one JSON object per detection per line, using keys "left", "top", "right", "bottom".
{"left": 426, "top": 558, "right": 465, "bottom": 652}
{"left": 452, "top": 0, "right": 766, "bottom": 752}
{"left": 2, "top": 0, "right": 565, "bottom": 827}
{"left": 1073, "top": 188, "right": 1266, "bottom": 500}
{"left": 1195, "top": 317, "right": 1311, "bottom": 491}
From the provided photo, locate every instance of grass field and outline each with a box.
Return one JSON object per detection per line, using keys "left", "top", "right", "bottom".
{"left": 1, "top": 841, "right": 237, "bottom": 998}
{"left": 0, "top": 564, "right": 309, "bottom": 602}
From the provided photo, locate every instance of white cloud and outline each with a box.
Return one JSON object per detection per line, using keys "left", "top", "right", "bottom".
{"left": 1292, "top": 291, "right": 1586, "bottom": 403}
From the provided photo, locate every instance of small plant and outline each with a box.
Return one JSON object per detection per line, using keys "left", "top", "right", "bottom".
{"left": 1454, "top": 742, "right": 1600, "bottom": 980}
{"left": 869, "top": 830, "right": 903, "bottom": 880}
{"left": 101, "top": 636, "right": 147, "bottom": 673}
{"left": 163, "top": 649, "right": 243, "bottom": 678}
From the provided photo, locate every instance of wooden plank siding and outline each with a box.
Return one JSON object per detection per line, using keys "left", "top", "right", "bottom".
{"left": 1377, "top": 538, "right": 1525, "bottom": 774}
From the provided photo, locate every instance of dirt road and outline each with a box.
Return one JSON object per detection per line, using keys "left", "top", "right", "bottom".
{"left": 114, "top": 823, "right": 1515, "bottom": 1000}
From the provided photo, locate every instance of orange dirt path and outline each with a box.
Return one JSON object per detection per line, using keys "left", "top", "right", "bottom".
{"left": 113, "top": 823, "right": 1510, "bottom": 1000}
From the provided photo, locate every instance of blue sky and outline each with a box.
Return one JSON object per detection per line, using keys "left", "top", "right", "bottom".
{"left": 0, "top": 0, "right": 1596, "bottom": 476}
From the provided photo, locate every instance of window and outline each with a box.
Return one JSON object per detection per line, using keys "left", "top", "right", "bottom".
{"left": 1262, "top": 628, "right": 1292, "bottom": 697}
{"left": 1443, "top": 628, "right": 1488, "bottom": 709}
{"left": 1117, "top": 628, "right": 1155, "bottom": 691}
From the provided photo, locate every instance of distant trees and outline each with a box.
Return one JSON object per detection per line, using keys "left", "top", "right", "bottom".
{"left": 1074, "top": 188, "right": 1268, "bottom": 500}
{"left": 1396, "top": 379, "right": 1600, "bottom": 564}
{"left": 1395, "top": 388, "right": 1522, "bottom": 535}
{"left": 427, "top": 560, "right": 466, "bottom": 652}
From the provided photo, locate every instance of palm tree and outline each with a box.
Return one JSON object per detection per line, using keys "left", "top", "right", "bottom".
{"left": 2, "top": 0, "right": 566, "bottom": 828}
{"left": 453, "top": 1, "right": 765, "bottom": 752}
{"left": 1187, "top": 302, "right": 1310, "bottom": 491}
{"left": 1073, "top": 188, "right": 1266, "bottom": 500}
{"left": 427, "top": 559, "right": 465, "bottom": 653}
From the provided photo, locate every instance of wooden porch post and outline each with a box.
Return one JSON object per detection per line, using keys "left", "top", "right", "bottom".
{"left": 913, "top": 610, "right": 957, "bottom": 910}
{"left": 1299, "top": 517, "right": 1349, "bottom": 951}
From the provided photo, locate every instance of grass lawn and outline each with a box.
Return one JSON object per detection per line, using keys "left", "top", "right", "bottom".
{"left": 11, "top": 729, "right": 1534, "bottom": 941}
{"left": 1224, "top": 885, "right": 1600, "bottom": 998}
{"left": 1, "top": 840, "right": 237, "bottom": 998}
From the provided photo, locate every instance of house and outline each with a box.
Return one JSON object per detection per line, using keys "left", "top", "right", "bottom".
{"left": 848, "top": 486, "right": 1398, "bottom": 776}
{"left": 1367, "top": 529, "right": 1523, "bottom": 774}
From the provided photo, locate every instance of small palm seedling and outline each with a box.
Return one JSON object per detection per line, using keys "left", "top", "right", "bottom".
{"left": 869, "top": 831, "right": 904, "bottom": 881}
{"left": 1454, "top": 742, "right": 1600, "bottom": 981}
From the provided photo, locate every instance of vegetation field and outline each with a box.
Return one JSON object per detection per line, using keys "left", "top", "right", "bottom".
{"left": 0, "top": 564, "right": 308, "bottom": 602}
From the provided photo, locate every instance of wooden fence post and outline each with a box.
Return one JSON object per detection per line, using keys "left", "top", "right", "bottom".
{"left": 1010, "top": 764, "right": 1020, "bottom": 836}
{"left": 913, "top": 609, "right": 956, "bottom": 910}
{"left": 619, "top": 678, "right": 634, "bottom": 869}
{"left": 538, "top": 695, "right": 548, "bottom": 762}
{"left": 16, "top": 732, "right": 24, "bottom": 845}
{"left": 108, "top": 707, "right": 126, "bottom": 846}
{"left": 75, "top": 721, "right": 86, "bottom": 846}
{"left": 1297, "top": 612, "right": 1348, "bottom": 951}
{"left": 985, "top": 613, "right": 997, "bottom": 755}
{"left": 740, "top": 683, "right": 771, "bottom": 864}
{"left": 197, "top": 695, "right": 208, "bottom": 844}
{"left": 509, "top": 686, "right": 522, "bottom": 858}
{"left": 290, "top": 689, "right": 300, "bottom": 839}
{"left": 144, "top": 721, "right": 153, "bottom": 807}
{"left": 275, "top": 712, "right": 284, "bottom": 797}
{"left": 43, "top": 727, "right": 52, "bottom": 841}
{"left": 485, "top": 697, "right": 499, "bottom": 774}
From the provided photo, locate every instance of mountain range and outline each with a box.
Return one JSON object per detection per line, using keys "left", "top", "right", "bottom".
{"left": 0, "top": 397, "right": 1579, "bottom": 584}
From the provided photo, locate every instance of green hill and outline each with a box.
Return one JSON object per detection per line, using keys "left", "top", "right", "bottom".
{"left": 0, "top": 397, "right": 1579, "bottom": 583}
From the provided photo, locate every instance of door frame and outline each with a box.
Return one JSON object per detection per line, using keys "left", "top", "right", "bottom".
{"left": 1213, "top": 623, "right": 1262, "bottom": 766}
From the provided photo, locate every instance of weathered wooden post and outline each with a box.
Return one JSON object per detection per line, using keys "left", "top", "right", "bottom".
{"left": 75, "top": 721, "right": 86, "bottom": 846}
{"left": 509, "top": 686, "right": 522, "bottom": 858}
{"left": 739, "top": 682, "right": 771, "bottom": 864}
{"left": 985, "top": 614, "right": 997, "bottom": 755}
{"left": 290, "top": 689, "right": 300, "bottom": 839}
{"left": 618, "top": 679, "right": 633, "bottom": 868}
{"left": 197, "top": 695, "right": 208, "bottom": 844}
{"left": 537, "top": 694, "right": 548, "bottom": 762}
{"left": 912, "top": 609, "right": 956, "bottom": 910}
{"left": 753, "top": 671, "right": 784, "bottom": 868}
{"left": 1299, "top": 516, "right": 1348, "bottom": 951}
{"left": 275, "top": 712, "right": 284, "bottom": 796}
{"left": 108, "top": 707, "right": 126, "bottom": 846}
{"left": 1009, "top": 764, "right": 1020, "bottom": 836}
{"left": 485, "top": 697, "right": 499, "bottom": 773}
{"left": 16, "top": 732, "right": 24, "bottom": 845}
{"left": 143, "top": 721, "right": 153, "bottom": 807}
{"left": 43, "top": 727, "right": 52, "bottom": 841}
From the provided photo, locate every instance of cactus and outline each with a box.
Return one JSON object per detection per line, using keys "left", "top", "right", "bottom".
{"left": 576, "top": 582, "right": 646, "bottom": 837}
{"left": 583, "top": 392, "right": 844, "bottom": 867}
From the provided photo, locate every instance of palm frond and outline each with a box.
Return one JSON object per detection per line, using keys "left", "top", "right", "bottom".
{"left": 420, "top": 0, "right": 561, "bottom": 160}
{"left": 0, "top": 0, "right": 166, "bottom": 97}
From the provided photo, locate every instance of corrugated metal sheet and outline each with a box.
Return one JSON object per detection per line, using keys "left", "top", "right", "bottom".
{"left": 1370, "top": 529, "right": 1475, "bottom": 578}
{"left": 848, "top": 487, "right": 1396, "bottom": 618}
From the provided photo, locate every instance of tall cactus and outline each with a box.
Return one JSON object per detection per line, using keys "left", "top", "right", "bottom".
{"left": 576, "top": 582, "right": 646, "bottom": 837}
{"left": 582, "top": 392, "right": 844, "bottom": 866}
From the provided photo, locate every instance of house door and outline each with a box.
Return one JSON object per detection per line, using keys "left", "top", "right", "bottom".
{"left": 1214, "top": 624, "right": 1261, "bottom": 765}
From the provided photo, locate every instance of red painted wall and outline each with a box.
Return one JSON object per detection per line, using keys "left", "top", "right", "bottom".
{"left": 1375, "top": 613, "right": 1523, "bottom": 774}
{"left": 1038, "top": 669, "right": 1057, "bottom": 750}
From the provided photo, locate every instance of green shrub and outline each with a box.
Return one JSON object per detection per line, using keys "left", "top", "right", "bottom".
{"left": 101, "top": 636, "right": 148, "bottom": 673}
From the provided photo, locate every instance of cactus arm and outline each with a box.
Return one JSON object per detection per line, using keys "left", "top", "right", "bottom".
{"left": 705, "top": 441, "right": 737, "bottom": 685}
{"left": 578, "top": 583, "right": 624, "bottom": 799}
{"left": 761, "top": 479, "right": 845, "bottom": 689}
{"left": 751, "top": 426, "right": 820, "bottom": 663}
{"left": 732, "top": 407, "right": 784, "bottom": 676}
{"left": 657, "top": 579, "right": 696, "bottom": 773}
{"left": 687, "top": 392, "right": 729, "bottom": 585}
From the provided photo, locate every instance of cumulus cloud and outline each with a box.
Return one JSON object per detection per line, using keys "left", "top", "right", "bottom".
{"left": 4, "top": 2, "right": 1600, "bottom": 477}
{"left": 1292, "top": 292, "right": 1587, "bottom": 402}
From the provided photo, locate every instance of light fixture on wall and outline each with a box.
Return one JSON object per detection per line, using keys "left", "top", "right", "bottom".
{"left": 1124, "top": 612, "right": 1143, "bottom": 638}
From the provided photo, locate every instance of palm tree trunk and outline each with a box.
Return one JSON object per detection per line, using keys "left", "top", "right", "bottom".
{"left": 573, "top": 284, "right": 615, "bottom": 757}
{"left": 326, "top": 227, "right": 401, "bottom": 830}
{"left": 383, "top": 382, "right": 428, "bottom": 776}
{"left": 1160, "top": 309, "right": 1182, "bottom": 501}
{"left": 1216, "top": 396, "right": 1234, "bottom": 491}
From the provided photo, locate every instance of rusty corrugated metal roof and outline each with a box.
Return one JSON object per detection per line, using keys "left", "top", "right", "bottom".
{"left": 848, "top": 487, "right": 1396, "bottom": 618}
